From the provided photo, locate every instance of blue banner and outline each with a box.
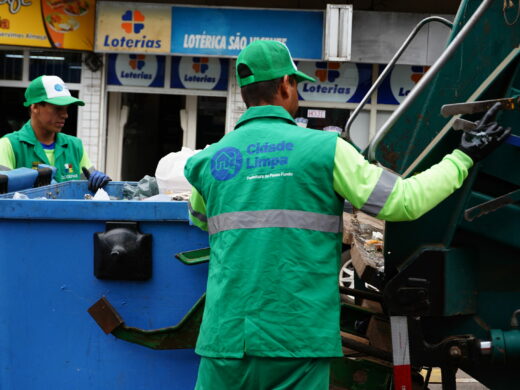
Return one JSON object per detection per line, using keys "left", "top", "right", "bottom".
{"left": 297, "top": 62, "right": 372, "bottom": 103}
{"left": 107, "top": 54, "right": 165, "bottom": 87}
{"left": 171, "top": 56, "right": 228, "bottom": 90}
{"left": 377, "top": 64, "right": 429, "bottom": 105}
{"left": 171, "top": 6, "right": 323, "bottom": 60}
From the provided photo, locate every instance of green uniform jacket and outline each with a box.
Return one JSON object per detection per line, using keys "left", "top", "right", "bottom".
{"left": 186, "top": 105, "right": 474, "bottom": 359}
{"left": 186, "top": 106, "right": 345, "bottom": 358}
{"left": 3, "top": 120, "right": 88, "bottom": 182}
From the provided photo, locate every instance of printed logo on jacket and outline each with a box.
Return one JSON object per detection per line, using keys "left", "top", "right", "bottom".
{"left": 107, "top": 54, "right": 165, "bottom": 87}
{"left": 211, "top": 141, "right": 295, "bottom": 181}
{"left": 171, "top": 57, "right": 228, "bottom": 90}
{"left": 297, "top": 62, "right": 371, "bottom": 103}
{"left": 96, "top": 2, "right": 170, "bottom": 53}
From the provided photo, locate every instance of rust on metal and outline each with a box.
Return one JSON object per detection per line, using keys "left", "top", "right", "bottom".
{"left": 379, "top": 144, "right": 400, "bottom": 172}
{"left": 441, "top": 96, "right": 520, "bottom": 118}
{"left": 87, "top": 296, "right": 124, "bottom": 335}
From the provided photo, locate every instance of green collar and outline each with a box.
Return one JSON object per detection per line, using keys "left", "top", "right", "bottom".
{"left": 235, "top": 105, "right": 297, "bottom": 129}
{"left": 18, "top": 120, "right": 69, "bottom": 147}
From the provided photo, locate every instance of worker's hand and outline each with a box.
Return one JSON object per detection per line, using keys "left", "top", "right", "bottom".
{"left": 82, "top": 167, "right": 111, "bottom": 192}
{"left": 457, "top": 102, "right": 511, "bottom": 162}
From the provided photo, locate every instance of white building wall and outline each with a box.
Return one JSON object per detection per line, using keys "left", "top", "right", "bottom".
{"left": 225, "top": 59, "right": 246, "bottom": 133}
{"left": 77, "top": 64, "right": 105, "bottom": 170}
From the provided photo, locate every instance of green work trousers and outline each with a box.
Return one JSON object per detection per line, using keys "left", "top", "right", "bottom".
{"left": 194, "top": 356, "right": 331, "bottom": 390}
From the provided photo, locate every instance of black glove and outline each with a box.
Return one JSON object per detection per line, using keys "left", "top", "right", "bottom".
{"left": 82, "top": 167, "right": 112, "bottom": 192}
{"left": 457, "top": 102, "right": 512, "bottom": 162}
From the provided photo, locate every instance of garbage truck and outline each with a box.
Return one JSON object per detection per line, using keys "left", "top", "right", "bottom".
{"left": 335, "top": 0, "right": 520, "bottom": 388}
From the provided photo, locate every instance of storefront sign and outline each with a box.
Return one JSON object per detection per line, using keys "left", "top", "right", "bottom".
{"left": 171, "top": 56, "right": 228, "bottom": 90}
{"left": 96, "top": 3, "right": 324, "bottom": 59}
{"left": 378, "top": 65, "right": 429, "bottom": 105}
{"left": 96, "top": 2, "right": 171, "bottom": 53}
{"left": 0, "top": 0, "right": 95, "bottom": 50}
{"left": 297, "top": 62, "right": 372, "bottom": 103}
{"left": 171, "top": 6, "right": 323, "bottom": 59}
{"left": 107, "top": 54, "right": 165, "bottom": 87}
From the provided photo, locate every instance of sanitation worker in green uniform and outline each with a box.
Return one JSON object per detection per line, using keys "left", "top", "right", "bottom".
{"left": 185, "top": 40, "right": 510, "bottom": 390}
{"left": 0, "top": 75, "right": 111, "bottom": 191}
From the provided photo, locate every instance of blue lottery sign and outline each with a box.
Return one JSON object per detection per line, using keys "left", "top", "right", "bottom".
{"left": 171, "top": 56, "right": 228, "bottom": 90}
{"left": 171, "top": 6, "right": 324, "bottom": 60}
{"left": 107, "top": 54, "right": 165, "bottom": 87}
{"left": 297, "top": 62, "right": 372, "bottom": 103}
{"left": 378, "top": 64, "right": 430, "bottom": 105}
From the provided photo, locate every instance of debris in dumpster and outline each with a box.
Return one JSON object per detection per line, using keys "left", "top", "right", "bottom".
{"left": 142, "top": 194, "right": 175, "bottom": 202}
{"left": 364, "top": 239, "right": 383, "bottom": 252}
{"left": 171, "top": 192, "right": 191, "bottom": 201}
{"left": 12, "top": 192, "right": 29, "bottom": 200}
{"left": 343, "top": 211, "right": 385, "bottom": 288}
{"left": 92, "top": 187, "right": 110, "bottom": 201}
{"left": 122, "top": 175, "right": 159, "bottom": 200}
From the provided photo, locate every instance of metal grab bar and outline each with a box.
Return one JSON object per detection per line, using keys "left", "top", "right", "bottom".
{"left": 367, "top": 0, "right": 494, "bottom": 162}
{"left": 342, "top": 16, "right": 453, "bottom": 141}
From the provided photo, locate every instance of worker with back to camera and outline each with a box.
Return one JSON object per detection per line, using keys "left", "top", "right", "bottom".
{"left": 0, "top": 75, "right": 111, "bottom": 192}
{"left": 184, "top": 40, "right": 511, "bottom": 390}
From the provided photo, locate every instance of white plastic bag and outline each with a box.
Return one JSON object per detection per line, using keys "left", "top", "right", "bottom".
{"left": 93, "top": 188, "right": 110, "bottom": 201}
{"left": 155, "top": 147, "right": 199, "bottom": 194}
{"left": 12, "top": 192, "right": 29, "bottom": 200}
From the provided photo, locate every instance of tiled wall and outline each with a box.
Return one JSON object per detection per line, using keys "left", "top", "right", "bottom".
{"left": 225, "top": 60, "right": 246, "bottom": 133}
{"left": 77, "top": 64, "right": 104, "bottom": 170}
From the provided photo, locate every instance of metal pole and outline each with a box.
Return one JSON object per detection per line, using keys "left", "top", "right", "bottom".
{"left": 367, "top": 0, "right": 494, "bottom": 162}
{"left": 343, "top": 16, "right": 453, "bottom": 141}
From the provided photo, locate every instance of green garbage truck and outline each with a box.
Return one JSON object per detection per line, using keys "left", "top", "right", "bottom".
{"left": 337, "top": 0, "right": 520, "bottom": 388}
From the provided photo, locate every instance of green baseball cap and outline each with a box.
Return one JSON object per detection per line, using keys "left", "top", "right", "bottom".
{"left": 24, "top": 75, "right": 85, "bottom": 107}
{"left": 236, "top": 40, "right": 315, "bottom": 87}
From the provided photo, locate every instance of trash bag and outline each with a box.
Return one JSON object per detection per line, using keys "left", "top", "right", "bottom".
{"left": 123, "top": 175, "right": 159, "bottom": 200}
{"left": 155, "top": 147, "right": 200, "bottom": 194}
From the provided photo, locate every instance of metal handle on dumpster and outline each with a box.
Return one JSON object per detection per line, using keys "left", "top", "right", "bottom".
{"left": 175, "top": 247, "right": 210, "bottom": 265}
{"left": 88, "top": 294, "right": 205, "bottom": 350}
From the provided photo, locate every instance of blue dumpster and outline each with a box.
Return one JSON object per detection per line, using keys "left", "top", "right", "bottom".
{"left": 0, "top": 181, "right": 208, "bottom": 390}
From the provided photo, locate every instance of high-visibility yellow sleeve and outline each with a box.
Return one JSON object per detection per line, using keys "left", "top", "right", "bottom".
{"left": 0, "top": 137, "right": 15, "bottom": 169}
{"left": 332, "top": 138, "right": 385, "bottom": 210}
{"left": 80, "top": 146, "right": 93, "bottom": 172}
{"left": 188, "top": 187, "right": 208, "bottom": 231}
{"left": 377, "top": 149, "right": 473, "bottom": 221}
{"left": 333, "top": 138, "right": 473, "bottom": 221}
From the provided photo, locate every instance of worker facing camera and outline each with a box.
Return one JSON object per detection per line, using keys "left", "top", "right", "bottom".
{"left": 0, "top": 75, "right": 110, "bottom": 192}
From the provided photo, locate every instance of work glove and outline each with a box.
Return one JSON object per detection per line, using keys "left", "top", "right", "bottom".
{"left": 457, "top": 102, "right": 511, "bottom": 162}
{"left": 82, "top": 167, "right": 111, "bottom": 192}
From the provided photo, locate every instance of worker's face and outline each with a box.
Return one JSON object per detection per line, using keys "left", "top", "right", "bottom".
{"left": 31, "top": 102, "right": 69, "bottom": 133}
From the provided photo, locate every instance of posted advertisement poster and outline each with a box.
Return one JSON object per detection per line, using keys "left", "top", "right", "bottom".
{"left": 0, "top": 0, "right": 95, "bottom": 50}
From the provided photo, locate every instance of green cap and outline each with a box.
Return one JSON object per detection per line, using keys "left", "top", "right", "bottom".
{"left": 24, "top": 75, "right": 85, "bottom": 107}
{"left": 236, "top": 40, "right": 315, "bottom": 87}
